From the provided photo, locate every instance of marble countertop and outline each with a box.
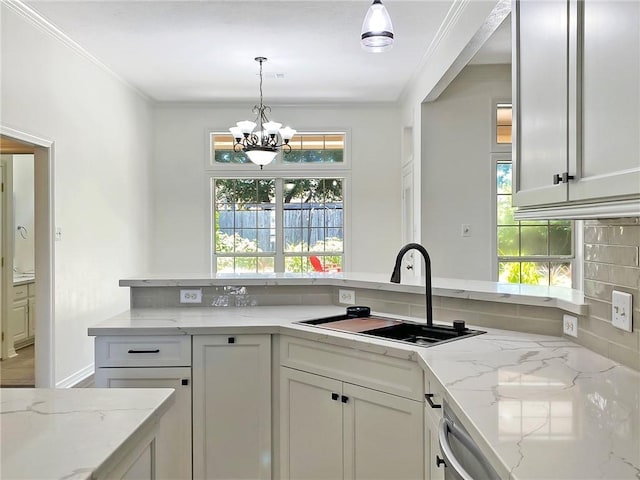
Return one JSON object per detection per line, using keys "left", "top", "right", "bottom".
{"left": 119, "top": 273, "right": 588, "bottom": 315}
{"left": 0, "top": 388, "right": 175, "bottom": 480}
{"left": 13, "top": 273, "right": 35, "bottom": 286}
{"left": 89, "top": 306, "right": 640, "bottom": 479}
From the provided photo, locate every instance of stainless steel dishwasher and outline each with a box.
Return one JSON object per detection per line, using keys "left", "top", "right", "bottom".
{"left": 438, "top": 401, "right": 500, "bottom": 480}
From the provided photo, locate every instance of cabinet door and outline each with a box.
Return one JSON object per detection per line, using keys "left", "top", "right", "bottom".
{"left": 571, "top": 0, "right": 640, "bottom": 201}
{"left": 193, "top": 335, "right": 271, "bottom": 480}
{"left": 279, "top": 367, "right": 343, "bottom": 480}
{"left": 514, "top": 0, "right": 570, "bottom": 206}
{"left": 426, "top": 414, "right": 445, "bottom": 480}
{"left": 343, "top": 383, "right": 424, "bottom": 480}
{"left": 10, "top": 299, "right": 28, "bottom": 344}
{"left": 95, "top": 367, "right": 192, "bottom": 480}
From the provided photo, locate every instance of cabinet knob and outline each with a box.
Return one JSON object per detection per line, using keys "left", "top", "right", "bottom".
{"left": 553, "top": 173, "right": 562, "bottom": 185}
{"left": 181, "top": 378, "right": 189, "bottom": 386}
{"left": 331, "top": 393, "right": 339, "bottom": 401}
{"left": 436, "top": 455, "right": 446, "bottom": 468}
{"left": 341, "top": 395, "right": 349, "bottom": 403}
{"left": 227, "top": 337, "right": 235, "bottom": 344}
{"left": 425, "top": 393, "right": 442, "bottom": 409}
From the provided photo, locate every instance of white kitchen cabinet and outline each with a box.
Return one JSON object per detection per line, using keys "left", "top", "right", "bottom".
{"left": 94, "top": 335, "right": 192, "bottom": 480}
{"left": 95, "top": 367, "right": 192, "bottom": 480}
{"left": 424, "top": 370, "right": 446, "bottom": 480}
{"left": 570, "top": 0, "right": 640, "bottom": 203}
{"left": 10, "top": 282, "right": 34, "bottom": 348}
{"left": 278, "top": 335, "right": 424, "bottom": 480}
{"left": 513, "top": 0, "right": 640, "bottom": 217}
{"left": 279, "top": 368, "right": 343, "bottom": 479}
{"left": 192, "top": 334, "right": 271, "bottom": 480}
{"left": 513, "top": 0, "right": 570, "bottom": 207}
{"left": 280, "top": 367, "right": 424, "bottom": 480}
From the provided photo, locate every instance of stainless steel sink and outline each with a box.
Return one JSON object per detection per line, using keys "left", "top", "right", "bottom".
{"left": 297, "top": 306, "right": 485, "bottom": 347}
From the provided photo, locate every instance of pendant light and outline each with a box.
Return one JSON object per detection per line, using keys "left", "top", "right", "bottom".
{"left": 361, "top": 0, "right": 394, "bottom": 53}
{"left": 229, "top": 57, "right": 296, "bottom": 169}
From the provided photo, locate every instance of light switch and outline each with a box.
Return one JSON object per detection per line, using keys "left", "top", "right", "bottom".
{"left": 612, "top": 290, "right": 633, "bottom": 332}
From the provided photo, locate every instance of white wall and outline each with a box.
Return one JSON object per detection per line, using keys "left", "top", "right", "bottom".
{"left": 1, "top": 5, "right": 153, "bottom": 385}
{"left": 151, "top": 104, "right": 402, "bottom": 274}
{"left": 421, "top": 64, "right": 511, "bottom": 280}
{"left": 13, "top": 154, "right": 35, "bottom": 273}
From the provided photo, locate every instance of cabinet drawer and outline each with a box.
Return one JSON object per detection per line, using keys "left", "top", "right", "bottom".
{"left": 12, "top": 285, "right": 28, "bottom": 301}
{"left": 280, "top": 336, "right": 423, "bottom": 400}
{"left": 95, "top": 336, "right": 191, "bottom": 367}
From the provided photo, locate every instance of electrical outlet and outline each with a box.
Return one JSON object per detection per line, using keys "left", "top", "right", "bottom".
{"left": 563, "top": 314, "right": 578, "bottom": 338}
{"left": 461, "top": 224, "right": 471, "bottom": 237}
{"left": 180, "top": 289, "right": 202, "bottom": 304}
{"left": 612, "top": 290, "right": 633, "bottom": 332}
{"left": 339, "top": 289, "right": 356, "bottom": 305}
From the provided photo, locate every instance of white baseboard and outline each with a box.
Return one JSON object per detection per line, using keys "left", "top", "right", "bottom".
{"left": 56, "top": 363, "right": 95, "bottom": 388}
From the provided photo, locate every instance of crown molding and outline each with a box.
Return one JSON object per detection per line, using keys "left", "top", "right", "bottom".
{"left": 2, "top": 0, "right": 152, "bottom": 103}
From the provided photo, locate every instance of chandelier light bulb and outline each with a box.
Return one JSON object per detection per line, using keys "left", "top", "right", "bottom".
{"left": 361, "top": 0, "right": 394, "bottom": 53}
{"left": 279, "top": 126, "right": 296, "bottom": 142}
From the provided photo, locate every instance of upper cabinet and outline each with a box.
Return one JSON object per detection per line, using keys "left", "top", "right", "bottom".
{"left": 513, "top": 0, "right": 640, "bottom": 218}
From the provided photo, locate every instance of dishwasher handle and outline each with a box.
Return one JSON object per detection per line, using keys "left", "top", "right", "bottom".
{"left": 438, "top": 417, "right": 499, "bottom": 480}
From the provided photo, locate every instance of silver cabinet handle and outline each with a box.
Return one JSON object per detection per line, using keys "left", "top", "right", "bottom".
{"left": 438, "top": 417, "right": 499, "bottom": 480}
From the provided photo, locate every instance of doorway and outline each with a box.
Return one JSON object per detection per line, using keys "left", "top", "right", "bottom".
{"left": 0, "top": 127, "right": 54, "bottom": 387}
{"left": 0, "top": 152, "right": 36, "bottom": 386}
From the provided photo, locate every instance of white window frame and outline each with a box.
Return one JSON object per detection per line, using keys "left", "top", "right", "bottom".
{"left": 208, "top": 129, "right": 352, "bottom": 274}
{"left": 205, "top": 128, "right": 352, "bottom": 172}
{"left": 491, "top": 100, "right": 575, "bottom": 286}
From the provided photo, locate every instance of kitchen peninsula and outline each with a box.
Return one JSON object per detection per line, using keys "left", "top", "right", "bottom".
{"left": 86, "top": 273, "right": 639, "bottom": 479}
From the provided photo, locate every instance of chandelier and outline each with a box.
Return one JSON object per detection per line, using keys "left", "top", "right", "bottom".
{"left": 229, "top": 57, "right": 296, "bottom": 169}
{"left": 361, "top": 0, "right": 394, "bottom": 53}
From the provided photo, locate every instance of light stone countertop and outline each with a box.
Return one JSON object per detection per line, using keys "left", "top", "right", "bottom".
{"left": 0, "top": 388, "right": 175, "bottom": 480}
{"left": 119, "top": 273, "right": 588, "bottom": 315}
{"left": 89, "top": 305, "right": 640, "bottom": 480}
{"left": 13, "top": 273, "right": 35, "bottom": 286}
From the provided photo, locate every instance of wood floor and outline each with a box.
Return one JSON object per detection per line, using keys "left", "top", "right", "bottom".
{"left": 0, "top": 344, "right": 35, "bottom": 387}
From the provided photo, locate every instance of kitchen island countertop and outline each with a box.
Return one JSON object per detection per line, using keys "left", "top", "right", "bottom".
{"left": 89, "top": 305, "right": 639, "bottom": 480}
{"left": 0, "top": 388, "right": 175, "bottom": 480}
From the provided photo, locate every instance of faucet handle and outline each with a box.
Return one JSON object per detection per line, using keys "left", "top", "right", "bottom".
{"left": 406, "top": 264, "right": 413, "bottom": 270}
{"left": 453, "top": 320, "right": 466, "bottom": 335}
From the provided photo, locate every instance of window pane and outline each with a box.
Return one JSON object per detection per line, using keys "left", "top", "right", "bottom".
{"left": 216, "top": 257, "right": 235, "bottom": 273}
{"left": 283, "top": 133, "right": 345, "bottom": 164}
{"left": 549, "top": 225, "right": 572, "bottom": 255}
{"left": 498, "top": 226, "right": 520, "bottom": 256}
{"left": 283, "top": 178, "right": 343, "bottom": 255}
{"left": 211, "top": 134, "right": 250, "bottom": 164}
{"left": 497, "top": 163, "right": 512, "bottom": 194}
{"left": 496, "top": 105, "right": 512, "bottom": 144}
{"left": 497, "top": 195, "right": 516, "bottom": 225}
{"left": 521, "top": 226, "right": 548, "bottom": 256}
{"left": 499, "top": 262, "right": 520, "bottom": 283}
{"left": 549, "top": 262, "right": 572, "bottom": 287}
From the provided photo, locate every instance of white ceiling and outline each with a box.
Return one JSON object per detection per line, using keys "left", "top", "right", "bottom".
{"left": 24, "top": 0, "right": 510, "bottom": 103}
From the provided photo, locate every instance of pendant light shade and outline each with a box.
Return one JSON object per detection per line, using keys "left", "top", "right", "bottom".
{"left": 245, "top": 148, "right": 279, "bottom": 167}
{"left": 361, "top": 0, "right": 394, "bottom": 53}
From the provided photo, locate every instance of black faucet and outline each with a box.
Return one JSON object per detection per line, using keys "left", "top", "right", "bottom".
{"left": 390, "top": 243, "right": 433, "bottom": 327}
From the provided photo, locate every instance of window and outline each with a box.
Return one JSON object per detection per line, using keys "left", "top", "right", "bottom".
{"left": 210, "top": 131, "right": 347, "bottom": 273}
{"left": 213, "top": 178, "right": 344, "bottom": 273}
{"left": 494, "top": 104, "right": 573, "bottom": 286}
{"left": 211, "top": 132, "right": 346, "bottom": 166}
